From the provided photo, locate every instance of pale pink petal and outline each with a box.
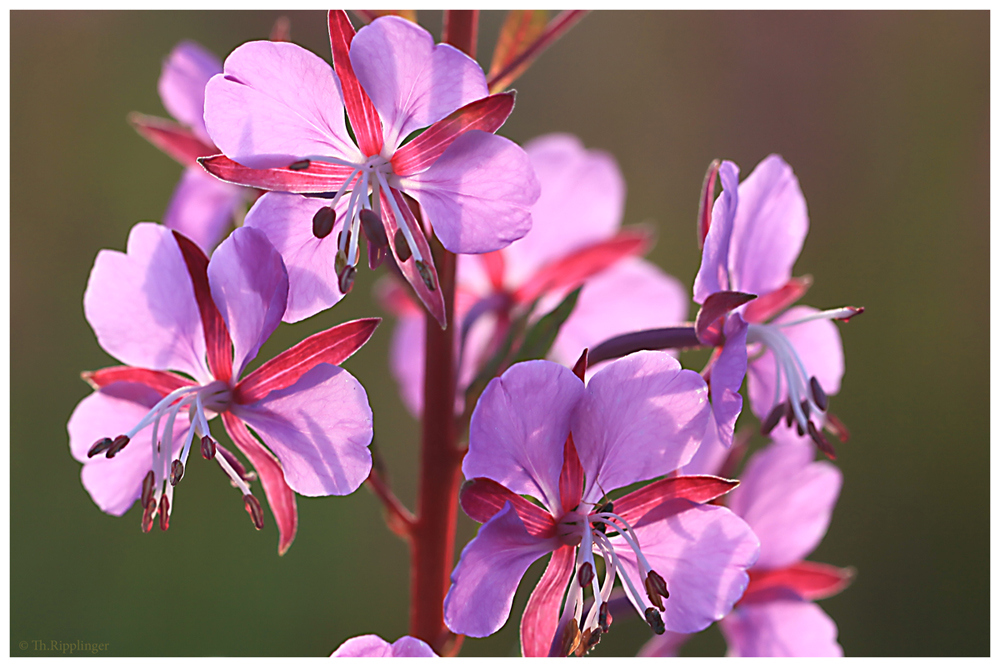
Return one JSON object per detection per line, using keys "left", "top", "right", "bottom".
{"left": 242, "top": 192, "right": 347, "bottom": 323}
{"left": 465, "top": 360, "right": 584, "bottom": 513}
{"left": 727, "top": 439, "right": 842, "bottom": 570}
{"left": 613, "top": 501, "right": 759, "bottom": 634}
{"left": 444, "top": 503, "right": 560, "bottom": 638}
{"left": 207, "top": 227, "right": 288, "bottom": 378}
{"left": 728, "top": 155, "right": 808, "bottom": 297}
{"left": 572, "top": 351, "right": 710, "bottom": 502}
{"left": 204, "top": 41, "right": 362, "bottom": 169}
{"left": 401, "top": 130, "right": 539, "bottom": 254}
{"left": 83, "top": 222, "right": 210, "bottom": 382}
{"left": 720, "top": 598, "right": 842, "bottom": 657}
{"left": 163, "top": 167, "right": 244, "bottom": 254}
{"left": 501, "top": 133, "right": 624, "bottom": 286}
{"left": 233, "top": 364, "right": 372, "bottom": 496}
{"left": 158, "top": 40, "right": 221, "bottom": 141}
{"left": 693, "top": 160, "right": 739, "bottom": 304}
{"left": 351, "top": 16, "right": 488, "bottom": 151}
{"left": 332, "top": 634, "right": 437, "bottom": 657}
{"left": 637, "top": 631, "right": 693, "bottom": 657}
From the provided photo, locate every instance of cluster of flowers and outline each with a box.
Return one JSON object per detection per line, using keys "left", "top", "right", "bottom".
{"left": 68, "top": 11, "right": 861, "bottom": 657}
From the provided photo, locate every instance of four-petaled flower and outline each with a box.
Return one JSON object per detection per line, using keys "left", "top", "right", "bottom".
{"left": 68, "top": 223, "right": 377, "bottom": 554}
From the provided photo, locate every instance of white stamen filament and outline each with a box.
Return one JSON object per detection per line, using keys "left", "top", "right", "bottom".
{"left": 376, "top": 170, "right": 424, "bottom": 263}
{"left": 340, "top": 176, "right": 365, "bottom": 260}
{"left": 591, "top": 530, "right": 647, "bottom": 619}
{"left": 347, "top": 171, "right": 369, "bottom": 267}
{"left": 591, "top": 512, "right": 654, "bottom": 576}
{"left": 214, "top": 450, "right": 252, "bottom": 496}
{"left": 326, "top": 168, "right": 361, "bottom": 214}
{"left": 127, "top": 385, "right": 200, "bottom": 439}
{"left": 778, "top": 306, "right": 858, "bottom": 328}
{"left": 746, "top": 323, "right": 826, "bottom": 431}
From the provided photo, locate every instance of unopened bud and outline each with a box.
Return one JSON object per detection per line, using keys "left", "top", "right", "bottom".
{"left": 158, "top": 495, "right": 170, "bottom": 531}
{"left": 288, "top": 159, "right": 311, "bottom": 170}
{"left": 761, "top": 404, "right": 784, "bottom": 436}
{"left": 312, "top": 206, "right": 336, "bottom": 238}
{"left": 415, "top": 260, "right": 436, "bottom": 291}
{"left": 170, "top": 460, "right": 184, "bottom": 486}
{"left": 338, "top": 264, "right": 357, "bottom": 294}
{"left": 810, "top": 376, "right": 828, "bottom": 411}
{"left": 644, "top": 607, "right": 665, "bottom": 635}
{"left": 141, "top": 470, "right": 155, "bottom": 508}
{"left": 200, "top": 435, "right": 217, "bottom": 460}
{"left": 105, "top": 435, "right": 130, "bottom": 458}
{"left": 645, "top": 570, "right": 669, "bottom": 611}
{"left": 244, "top": 494, "right": 264, "bottom": 530}
{"left": 393, "top": 229, "right": 412, "bottom": 262}
{"left": 87, "top": 437, "right": 113, "bottom": 458}
{"left": 577, "top": 562, "right": 594, "bottom": 587}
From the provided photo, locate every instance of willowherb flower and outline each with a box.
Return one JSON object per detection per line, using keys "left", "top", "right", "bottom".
{"left": 331, "top": 634, "right": 437, "bottom": 657}
{"left": 201, "top": 11, "right": 540, "bottom": 326}
{"left": 381, "top": 133, "right": 688, "bottom": 415}
{"left": 129, "top": 41, "right": 250, "bottom": 253}
{"left": 68, "top": 224, "right": 377, "bottom": 553}
{"left": 443, "top": 354, "right": 759, "bottom": 656}
{"left": 693, "top": 155, "right": 861, "bottom": 457}
{"left": 641, "top": 435, "right": 853, "bottom": 656}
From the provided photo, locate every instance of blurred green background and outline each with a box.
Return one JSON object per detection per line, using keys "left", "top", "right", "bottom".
{"left": 10, "top": 10, "right": 988, "bottom": 657}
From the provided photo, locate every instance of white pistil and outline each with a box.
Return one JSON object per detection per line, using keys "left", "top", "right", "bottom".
{"left": 591, "top": 512, "right": 654, "bottom": 576}
{"left": 347, "top": 171, "right": 369, "bottom": 267}
{"left": 778, "top": 306, "right": 859, "bottom": 328}
{"left": 376, "top": 170, "right": 424, "bottom": 263}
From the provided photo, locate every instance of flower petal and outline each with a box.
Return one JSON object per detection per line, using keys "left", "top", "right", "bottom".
{"left": 459, "top": 477, "right": 556, "bottom": 537}
{"left": 242, "top": 192, "right": 346, "bottom": 323}
{"left": 708, "top": 314, "right": 748, "bottom": 448}
{"left": 332, "top": 634, "right": 437, "bottom": 657}
{"left": 729, "top": 154, "right": 809, "bottom": 297}
{"left": 129, "top": 114, "right": 216, "bottom": 168}
{"left": 521, "top": 545, "right": 576, "bottom": 657}
{"left": 465, "top": 360, "right": 584, "bottom": 513}
{"left": 164, "top": 167, "right": 243, "bottom": 254}
{"left": 204, "top": 41, "right": 361, "bottom": 169}
{"left": 571, "top": 351, "right": 710, "bottom": 501}
{"left": 614, "top": 475, "right": 739, "bottom": 526}
{"left": 81, "top": 366, "right": 193, "bottom": 396}
{"left": 198, "top": 155, "right": 359, "bottom": 193}
{"left": 401, "top": 130, "right": 538, "bottom": 254}
{"left": 158, "top": 40, "right": 221, "bottom": 140}
{"left": 444, "top": 503, "right": 559, "bottom": 638}
{"left": 727, "top": 439, "right": 842, "bottom": 570}
{"left": 351, "top": 15, "right": 488, "bottom": 150}
{"left": 638, "top": 631, "right": 693, "bottom": 657}
{"left": 720, "top": 597, "right": 842, "bottom": 657}
{"left": 234, "top": 364, "right": 372, "bottom": 496}
{"left": 693, "top": 160, "right": 739, "bottom": 304}
{"left": 744, "top": 561, "right": 855, "bottom": 602}
{"left": 328, "top": 10, "right": 384, "bottom": 157}
{"left": 83, "top": 222, "right": 209, "bottom": 381}
{"left": 208, "top": 226, "right": 289, "bottom": 378}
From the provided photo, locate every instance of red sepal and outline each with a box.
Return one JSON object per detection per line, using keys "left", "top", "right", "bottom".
{"left": 328, "top": 10, "right": 383, "bottom": 157}
{"left": 129, "top": 113, "right": 216, "bottom": 168}
{"left": 489, "top": 11, "right": 548, "bottom": 92}
{"left": 390, "top": 93, "right": 515, "bottom": 176}
{"left": 742, "top": 275, "right": 813, "bottom": 324}
{"left": 744, "top": 561, "right": 855, "bottom": 603}
{"left": 694, "top": 290, "right": 756, "bottom": 346}
{"left": 513, "top": 228, "right": 653, "bottom": 305}
{"left": 571, "top": 349, "right": 588, "bottom": 380}
{"left": 558, "top": 434, "right": 584, "bottom": 516}
{"left": 197, "top": 154, "right": 358, "bottom": 193}
{"left": 381, "top": 188, "right": 446, "bottom": 328}
{"left": 234, "top": 318, "right": 380, "bottom": 404}
{"left": 81, "top": 366, "right": 194, "bottom": 396}
{"left": 481, "top": 250, "right": 506, "bottom": 291}
{"left": 486, "top": 11, "right": 588, "bottom": 94}
{"left": 697, "top": 159, "right": 721, "bottom": 250}
{"left": 459, "top": 477, "right": 556, "bottom": 538}
{"left": 221, "top": 412, "right": 298, "bottom": 555}
{"left": 615, "top": 475, "right": 739, "bottom": 525}
{"left": 521, "top": 544, "right": 576, "bottom": 657}
{"left": 172, "top": 231, "right": 233, "bottom": 383}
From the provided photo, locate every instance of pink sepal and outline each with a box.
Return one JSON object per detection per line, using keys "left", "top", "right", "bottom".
{"left": 81, "top": 366, "right": 194, "bottom": 396}
{"left": 614, "top": 474, "right": 739, "bottom": 525}
{"left": 198, "top": 154, "right": 358, "bottom": 193}
{"left": 328, "top": 10, "right": 383, "bottom": 157}
{"left": 521, "top": 544, "right": 576, "bottom": 657}
{"left": 694, "top": 290, "right": 756, "bottom": 345}
{"left": 129, "top": 113, "right": 216, "bottom": 167}
{"left": 744, "top": 561, "right": 855, "bottom": 603}
{"left": 558, "top": 434, "right": 584, "bottom": 516}
{"left": 460, "top": 477, "right": 556, "bottom": 538}
{"left": 742, "top": 275, "right": 813, "bottom": 324}
{"left": 382, "top": 188, "right": 446, "bottom": 328}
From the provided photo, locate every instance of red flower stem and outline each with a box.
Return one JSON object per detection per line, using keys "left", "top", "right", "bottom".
{"left": 408, "top": 14, "right": 479, "bottom": 655}
{"left": 486, "top": 10, "right": 588, "bottom": 92}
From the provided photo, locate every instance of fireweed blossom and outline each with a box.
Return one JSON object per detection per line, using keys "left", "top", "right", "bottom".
{"left": 130, "top": 41, "right": 249, "bottom": 253}
{"left": 331, "top": 635, "right": 437, "bottom": 657}
{"left": 67, "top": 224, "right": 377, "bottom": 554}
{"left": 443, "top": 355, "right": 759, "bottom": 656}
{"left": 201, "top": 11, "right": 540, "bottom": 326}
{"left": 382, "top": 133, "right": 688, "bottom": 415}
{"left": 641, "top": 436, "right": 852, "bottom": 656}
{"left": 693, "top": 155, "right": 860, "bottom": 456}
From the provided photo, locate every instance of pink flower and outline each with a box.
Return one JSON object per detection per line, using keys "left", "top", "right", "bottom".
{"left": 68, "top": 224, "right": 378, "bottom": 554}
{"left": 382, "top": 133, "right": 688, "bottom": 415}
{"left": 201, "top": 11, "right": 540, "bottom": 326}
{"left": 331, "top": 635, "right": 437, "bottom": 657}
{"left": 442, "top": 354, "right": 759, "bottom": 656}
{"left": 129, "top": 41, "right": 249, "bottom": 253}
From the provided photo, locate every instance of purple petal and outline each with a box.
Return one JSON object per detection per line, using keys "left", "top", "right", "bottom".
{"left": 720, "top": 597, "right": 842, "bottom": 657}
{"left": 693, "top": 160, "right": 739, "bottom": 304}
{"left": 709, "top": 313, "right": 748, "bottom": 448}
{"left": 243, "top": 192, "right": 347, "bottom": 323}
{"left": 401, "top": 130, "right": 539, "bottom": 254}
{"left": 84, "top": 222, "right": 210, "bottom": 382}
{"left": 638, "top": 631, "right": 693, "bottom": 657}
{"left": 613, "top": 501, "right": 759, "bottom": 634}
{"left": 728, "top": 155, "right": 809, "bottom": 297}
{"left": 158, "top": 40, "right": 221, "bottom": 141}
{"left": 571, "top": 351, "right": 710, "bottom": 501}
{"left": 68, "top": 383, "right": 188, "bottom": 516}
{"left": 465, "top": 360, "right": 584, "bottom": 513}
{"left": 233, "top": 364, "right": 372, "bottom": 496}
{"left": 204, "top": 41, "right": 361, "bottom": 169}
{"left": 388, "top": 311, "right": 425, "bottom": 416}
{"left": 549, "top": 258, "right": 688, "bottom": 369}
{"left": 677, "top": 410, "right": 731, "bottom": 477}
{"left": 351, "top": 16, "right": 488, "bottom": 151}
{"left": 444, "top": 503, "right": 559, "bottom": 638}
{"left": 331, "top": 634, "right": 437, "bottom": 657}
{"left": 163, "top": 167, "right": 244, "bottom": 254}
{"left": 501, "top": 133, "right": 624, "bottom": 285}
{"left": 727, "top": 439, "right": 842, "bottom": 570}
{"left": 207, "top": 227, "right": 288, "bottom": 378}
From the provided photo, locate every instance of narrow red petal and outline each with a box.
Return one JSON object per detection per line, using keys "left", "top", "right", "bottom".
{"left": 328, "top": 10, "right": 383, "bottom": 157}
{"left": 744, "top": 561, "right": 856, "bottom": 603}
{"left": 615, "top": 475, "right": 739, "bottom": 525}
{"left": 234, "top": 318, "right": 380, "bottom": 404}
{"left": 694, "top": 290, "right": 756, "bottom": 346}
{"left": 390, "top": 93, "right": 515, "bottom": 176}
{"left": 742, "top": 275, "right": 814, "bottom": 324}
{"left": 558, "top": 434, "right": 584, "bottom": 516}
{"left": 521, "top": 544, "right": 576, "bottom": 657}
{"left": 481, "top": 250, "right": 506, "bottom": 291}
{"left": 221, "top": 412, "right": 298, "bottom": 555}
{"left": 487, "top": 11, "right": 588, "bottom": 93}
{"left": 172, "top": 231, "right": 233, "bottom": 383}
{"left": 129, "top": 113, "right": 217, "bottom": 168}
{"left": 197, "top": 154, "right": 358, "bottom": 193}
{"left": 460, "top": 477, "right": 556, "bottom": 538}
{"left": 698, "top": 159, "right": 721, "bottom": 250}
{"left": 382, "top": 188, "right": 446, "bottom": 328}
{"left": 513, "top": 228, "right": 654, "bottom": 305}
{"left": 81, "top": 366, "right": 194, "bottom": 396}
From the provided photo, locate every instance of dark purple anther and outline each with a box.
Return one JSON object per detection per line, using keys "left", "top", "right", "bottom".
{"left": 415, "top": 260, "right": 436, "bottom": 291}
{"left": 338, "top": 265, "right": 357, "bottom": 294}
{"left": 141, "top": 470, "right": 155, "bottom": 508}
{"left": 288, "top": 159, "right": 310, "bottom": 170}
{"left": 244, "top": 494, "right": 264, "bottom": 530}
{"left": 218, "top": 446, "right": 249, "bottom": 482}
{"left": 784, "top": 401, "right": 794, "bottom": 428}
{"left": 800, "top": 400, "right": 811, "bottom": 419}
{"left": 200, "top": 435, "right": 217, "bottom": 460}
{"left": 170, "top": 460, "right": 184, "bottom": 486}
{"left": 808, "top": 422, "right": 837, "bottom": 460}
{"left": 312, "top": 206, "right": 336, "bottom": 239}
{"left": 599, "top": 602, "right": 611, "bottom": 632}
{"left": 105, "top": 435, "right": 130, "bottom": 458}
{"left": 644, "top": 607, "right": 665, "bottom": 635}
{"left": 359, "top": 209, "right": 388, "bottom": 247}
{"left": 337, "top": 229, "right": 352, "bottom": 251}
{"left": 577, "top": 562, "right": 594, "bottom": 587}
{"left": 141, "top": 497, "right": 157, "bottom": 534}
{"left": 158, "top": 495, "right": 170, "bottom": 531}
{"left": 761, "top": 404, "right": 785, "bottom": 436}
{"left": 644, "top": 570, "right": 669, "bottom": 611}
{"left": 87, "top": 437, "right": 113, "bottom": 458}
{"left": 393, "top": 229, "right": 412, "bottom": 262}
{"left": 810, "top": 376, "right": 828, "bottom": 411}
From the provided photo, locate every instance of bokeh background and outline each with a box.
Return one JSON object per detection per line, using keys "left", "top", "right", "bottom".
{"left": 10, "top": 10, "right": 988, "bottom": 657}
